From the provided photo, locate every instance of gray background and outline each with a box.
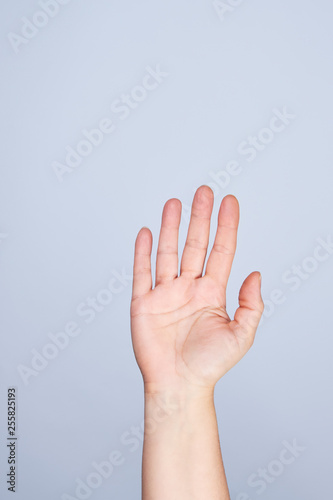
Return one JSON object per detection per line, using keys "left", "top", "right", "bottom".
{"left": 1, "top": 0, "right": 332, "bottom": 499}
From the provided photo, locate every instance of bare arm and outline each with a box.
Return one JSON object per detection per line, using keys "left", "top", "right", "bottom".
{"left": 130, "top": 186, "right": 264, "bottom": 499}
{"left": 143, "top": 386, "right": 229, "bottom": 499}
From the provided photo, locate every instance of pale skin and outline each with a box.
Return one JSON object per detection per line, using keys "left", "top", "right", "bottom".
{"left": 130, "top": 185, "right": 264, "bottom": 499}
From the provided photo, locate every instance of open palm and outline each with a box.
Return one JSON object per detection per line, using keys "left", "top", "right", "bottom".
{"left": 130, "top": 186, "right": 264, "bottom": 392}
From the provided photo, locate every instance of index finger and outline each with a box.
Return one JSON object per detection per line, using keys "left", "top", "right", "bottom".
{"left": 204, "top": 194, "right": 239, "bottom": 288}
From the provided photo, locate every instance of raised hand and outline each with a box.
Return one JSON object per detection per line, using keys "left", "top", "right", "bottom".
{"left": 130, "top": 186, "right": 264, "bottom": 393}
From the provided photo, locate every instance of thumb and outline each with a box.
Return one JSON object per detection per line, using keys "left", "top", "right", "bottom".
{"left": 231, "top": 271, "right": 264, "bottom": 347}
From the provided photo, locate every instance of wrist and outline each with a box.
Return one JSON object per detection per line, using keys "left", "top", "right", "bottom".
{"left": 144, "top": 380, "right": 215, "bottom": 408}
{"left": 143, "top": 382, "right": 216, "bottom": 438}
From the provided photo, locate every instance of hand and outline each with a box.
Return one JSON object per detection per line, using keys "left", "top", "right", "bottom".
{"left": 130, "top": 186, "right": 264, "bottom": 394}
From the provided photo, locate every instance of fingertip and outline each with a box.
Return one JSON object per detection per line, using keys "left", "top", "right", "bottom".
{"left": 218, "top": 194, "right": 239, "bottom": 227}
{"left": 254, "top": 271, "right": 262, "bottom": 283}
{"left": 245, "top": 271, "right": 262, "bottom": 287}
{"left": 164, "top": 198, "right": 182, "bottom": 215}
{"left": 136, "top": 226, "right": 152, "bottom": 247}
{"left": 199, "top": 184, "right": 214, "bottom": 197}
{"left": 251, "top": 271, "right": 264, "bottom": 311}
{"left": 239, "top": 272, "right": 263, "bottom": 302}
{"left": 222, "top": 194, "right": 239, "bottom": 208}
{"left": 195, "top": 185, "right": 214, "bottom": 205}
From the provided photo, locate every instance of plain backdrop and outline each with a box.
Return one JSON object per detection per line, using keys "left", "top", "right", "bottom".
{"left": 1, "top": 1, "right": 332, "bottom": 499}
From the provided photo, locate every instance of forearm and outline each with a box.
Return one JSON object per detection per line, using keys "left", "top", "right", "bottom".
{"left": 142, "top": 384, "right": 230, "bottom": 500}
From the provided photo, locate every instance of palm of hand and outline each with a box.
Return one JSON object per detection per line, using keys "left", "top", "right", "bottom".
{"left": 130, "top": 187, "right": 264, "bottom": 391}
